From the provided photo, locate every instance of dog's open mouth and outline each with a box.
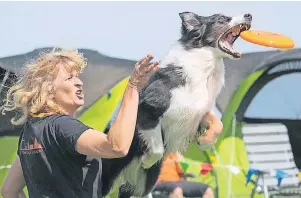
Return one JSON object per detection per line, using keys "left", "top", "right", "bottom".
{"left": 218, "top": 23, "right": 251, "bottom": 58}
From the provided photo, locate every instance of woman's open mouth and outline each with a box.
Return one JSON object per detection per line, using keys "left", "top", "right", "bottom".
{"left": 76, "top": 89, "right": 84, "bottom": 99}
{"left": 218, "top": 23, "right": 251, "bottom": 58}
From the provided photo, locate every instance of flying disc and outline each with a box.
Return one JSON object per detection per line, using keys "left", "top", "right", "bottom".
{"left": 240, "top": 30, "right": 294, "bottom": 49}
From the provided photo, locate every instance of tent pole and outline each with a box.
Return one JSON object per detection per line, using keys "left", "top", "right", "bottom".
{"left": 226, "top": 114, "right": 237, "bottom": 198}
{"left": 0, "top": 71, "right": 10, "bottom": 94}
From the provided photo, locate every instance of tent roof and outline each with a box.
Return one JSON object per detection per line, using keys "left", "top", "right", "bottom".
{"left": 218, "top": 48, "right": 301, "bottom": 113}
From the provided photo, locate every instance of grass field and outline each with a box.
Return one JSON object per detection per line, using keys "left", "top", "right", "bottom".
{"left": 0, "top": 136, "right": 19, "bottom": 188}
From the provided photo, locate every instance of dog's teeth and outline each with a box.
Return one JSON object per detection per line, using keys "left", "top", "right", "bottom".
{"left": 231, "top": 26, "right": 240, "bottom": 36}
{"left": 236, "top": 27, "right": 240, "bottom": 35}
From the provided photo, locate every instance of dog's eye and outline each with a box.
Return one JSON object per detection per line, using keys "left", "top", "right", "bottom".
{"left": 219, "top": 15, "right": 230, "bottom": 22}
{"left": 218, "top": 17, "right": 230, "bottom": 24}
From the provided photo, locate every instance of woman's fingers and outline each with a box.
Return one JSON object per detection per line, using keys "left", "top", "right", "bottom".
{"left": 147, "top": 61, "right": 160, "bottom": 72}
{"left": 129, "top": 53, "right": 159, "bottom": 91}
{"left": 136, "top": 54, "right": 154, "bottom": 69}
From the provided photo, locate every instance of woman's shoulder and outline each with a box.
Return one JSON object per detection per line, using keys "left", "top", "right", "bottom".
{"left": 46, "top": 114, "right": 89, "bottom": 131}
{"left": 47, "top": 114, "right": 83, "bottom": 126}
{"left": 48, "top": 114, "right": 73, "bottom": 122}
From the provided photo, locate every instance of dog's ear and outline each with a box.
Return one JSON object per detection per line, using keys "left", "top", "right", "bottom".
{"left": 179, "top": 12, "right": 207, "bottom": 42}
{"left": 179, "top": 12, "right": 200, "bottom": 31}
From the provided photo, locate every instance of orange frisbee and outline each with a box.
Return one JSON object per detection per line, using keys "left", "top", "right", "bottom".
{"left": 240, "top": 30, "right": 294, "bottom": 49}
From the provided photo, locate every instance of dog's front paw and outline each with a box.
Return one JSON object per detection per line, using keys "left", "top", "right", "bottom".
{"left": 197, "top": 123, "right": 209, "bottom": 136}
{"left": 196, "top": 112, "right": 223, "bottom": 150}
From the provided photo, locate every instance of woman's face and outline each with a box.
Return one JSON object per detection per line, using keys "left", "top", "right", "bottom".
{"left": 51, "top": 66, "right": 84, "bottom": 115}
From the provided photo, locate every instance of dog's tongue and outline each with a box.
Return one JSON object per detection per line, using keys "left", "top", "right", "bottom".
{"left": 226, "top": 33, "right": 233, "bottom": 44}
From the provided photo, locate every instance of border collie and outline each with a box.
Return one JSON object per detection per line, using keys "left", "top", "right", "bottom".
{"left": 102, "top": 12, "right": 252, "bottom": 198}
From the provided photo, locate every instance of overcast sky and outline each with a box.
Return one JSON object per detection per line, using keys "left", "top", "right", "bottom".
{"left": 0, "top": 1, "right": 300, "bottom": 61}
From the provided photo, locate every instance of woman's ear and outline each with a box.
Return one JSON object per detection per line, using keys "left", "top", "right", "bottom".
{"left": 48, "top": 85, "right": 55, "bottom": 99}
{"left": 48, "top": 93, "right": 54, "bottom": 99}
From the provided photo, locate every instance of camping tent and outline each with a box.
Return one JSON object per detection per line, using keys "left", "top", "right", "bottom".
{"left": 1, "top": 47, "right": 301, "bottom": 197}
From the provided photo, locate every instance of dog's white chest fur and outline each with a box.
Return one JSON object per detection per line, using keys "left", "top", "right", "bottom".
{"left": 161, "top": 44, "right": 225, "bottom": 153}
{"left": 121, "top": 44, "right": 225, "bottom": 196}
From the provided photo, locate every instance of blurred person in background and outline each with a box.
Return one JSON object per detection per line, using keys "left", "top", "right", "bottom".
{"left": 0, "top": 49, "right": 159, "bottom": 198}
{"left": 154, "top": 152, "right": 214, "bottom": 198}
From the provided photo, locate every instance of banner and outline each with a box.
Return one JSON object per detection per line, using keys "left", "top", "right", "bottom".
{"left": 200, "top": 163, "right": 213, "bottom": 176}
{"left": 0, "top": 156, "right": 289, "bottom": 187}
{"left": 245, "top": 168, "right": 289, "bottom": 187}
{"left": 179, "top": 161, "right": 189, "bottom": 173}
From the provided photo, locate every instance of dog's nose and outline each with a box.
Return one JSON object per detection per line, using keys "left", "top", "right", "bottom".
{"left": 244, "top": 13, "right": 252, "bottom": 20}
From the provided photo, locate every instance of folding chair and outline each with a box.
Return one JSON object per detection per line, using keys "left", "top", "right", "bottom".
{"left": 242, "top": 122, "right": 301, "bottom": 198}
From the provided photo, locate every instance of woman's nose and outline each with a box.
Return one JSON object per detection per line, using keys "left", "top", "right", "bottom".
{"left": 75, "top": 78, "right": 83, "bottom": 86}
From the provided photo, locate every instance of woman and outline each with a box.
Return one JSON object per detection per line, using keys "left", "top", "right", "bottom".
{"left": 0, "top": 49, "right": 159, "bottom": 198}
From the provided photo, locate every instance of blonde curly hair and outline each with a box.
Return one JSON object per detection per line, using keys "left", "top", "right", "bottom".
{"left": 1, "top": 48, "right": 87, "bottom": 125}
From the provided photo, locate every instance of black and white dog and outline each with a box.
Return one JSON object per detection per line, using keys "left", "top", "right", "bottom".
{"left": 102, "top": 12, "right": 252, "bottom": 198}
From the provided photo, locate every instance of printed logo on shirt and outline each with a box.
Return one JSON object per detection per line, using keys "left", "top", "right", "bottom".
{"left": 20, "top": 138, "right": 44, "bottom": 155}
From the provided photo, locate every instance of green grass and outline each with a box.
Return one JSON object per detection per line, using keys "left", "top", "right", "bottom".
{"left": 0, "top": 136, "right": 19, "bottom": 188}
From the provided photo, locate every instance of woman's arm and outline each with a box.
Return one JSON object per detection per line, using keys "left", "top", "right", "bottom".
{"left": 76, "top": 85, "right": 139, "bottom": 158}
{"left": 76, "top": 54, "right": 159, "bottom": 158}
{"left": 1, "top": 156, "right": 26, "bottom": 198}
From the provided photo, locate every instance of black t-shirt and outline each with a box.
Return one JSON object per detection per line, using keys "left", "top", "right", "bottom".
{"left": 17, "top": 114, "right": 102, "bottom": 198}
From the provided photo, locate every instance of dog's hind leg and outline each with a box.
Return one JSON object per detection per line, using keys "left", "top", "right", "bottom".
{"left": 138, "top": 74, "right": 177, "bottom": 169}
{"left": 139, "top": 120, "right": 164, "bottom": 169}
